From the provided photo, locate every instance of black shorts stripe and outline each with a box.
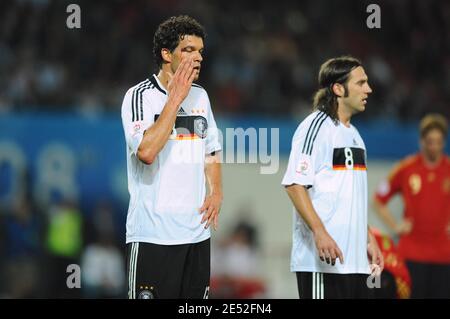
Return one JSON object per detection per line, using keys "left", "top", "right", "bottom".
{"left": 307, "top": 114, "right": 327, "bottom": 155}
{"left": 128, "top": 242, "right": 139, "bottom": 299}
{"left": 312, "top": 272, "right": 324, "bottom": 299}
{"left": 297, "top": 272, "right": 371, "bottom": 299}
{"left": 132, "top": 80, "right": 150, "bottom": 122}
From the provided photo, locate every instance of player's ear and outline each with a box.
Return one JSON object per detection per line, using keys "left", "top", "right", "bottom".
{"left": 332, "top": 83, "right": 345, "bottom": 98}
{"left": 161, "top": 48, "right": 172, "bottom": 64}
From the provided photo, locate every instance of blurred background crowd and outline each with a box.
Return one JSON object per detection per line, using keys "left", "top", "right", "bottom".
{"left": 0, "top": 0, "right": 449, "bottom": 298}
{"left": 1, "top": 0, "right": 449, "bottom": 119}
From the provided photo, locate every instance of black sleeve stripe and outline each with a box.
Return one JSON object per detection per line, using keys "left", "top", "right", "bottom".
{"left": 133, "top": 89, "right": 138, "bottom": 121}
{"left": 140, "top": 89, "right": 144, "bottom": 121}
{"left": 131, "top": 92, "right": 135, "bottom": 122}
{"left": 302, "top": 112, "right": 326, "bottom": 154}
{"left": 307, "top": 114, "right": 327, "bottom": 155}
{"left": 137, "top": 83, "right": 151, "bottom": 121}
{"left": 131, "top": 80, "right": 150, "bottom": 122}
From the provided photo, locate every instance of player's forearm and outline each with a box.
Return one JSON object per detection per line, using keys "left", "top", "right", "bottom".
{"left": 373, "top": 199, "right": 398, "bottom": 233}
{"left": 205, "top": 155, "right": 222, "bottom": 196}
{"left": 285, "top": 184, "right": 326, "bottom": 234}
{"left": 367, "top": 226, "right": 374, "bottom": 243}
{"left": 137, "top": 100, "right": 179, "bottom": 164}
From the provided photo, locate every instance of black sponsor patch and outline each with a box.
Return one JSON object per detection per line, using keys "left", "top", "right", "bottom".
{"left": 332, "top": 147, "right": 366, "bottom": 170}
{"left": 155, "top": 114, "right": 208, "bottom": 139}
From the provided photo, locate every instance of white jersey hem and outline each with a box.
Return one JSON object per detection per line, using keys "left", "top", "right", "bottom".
{"left": 290, "top": 266, "right": 371, "bottom": 275}
{"left": 126, "top": 234, "right": 211, "bottom": 245}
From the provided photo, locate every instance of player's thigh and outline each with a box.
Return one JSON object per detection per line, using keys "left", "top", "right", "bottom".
{"left": 181, "top": 239, "right": 210, "bottom": 299}
{"left": 297, "top": 272, "right": 325, "bottom": 299}
{"left": 406, "top": 261, "right": 429, "bottom": 298}
{"left": 127, "top": 242, "right": 187, "bottom": 299}
{"left": 429, "top": 263, "right": 450, "bottom": 298}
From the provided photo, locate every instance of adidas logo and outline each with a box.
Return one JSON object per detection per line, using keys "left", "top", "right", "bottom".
{"left": 177, "top": 107, "right": 187, "bottom": 116}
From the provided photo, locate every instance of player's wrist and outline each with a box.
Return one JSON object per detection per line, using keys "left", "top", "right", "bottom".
{"left": 165, "top": 98, "right": 181, "bottom": 111}
{"left": 393, "top": 223, "right": 402, "bottom": 234}
{"left": 311, "top": 223, "right": 326, "bottom": 236}
{"left": 210, "top": 191, "right": 223, "bottom": 199}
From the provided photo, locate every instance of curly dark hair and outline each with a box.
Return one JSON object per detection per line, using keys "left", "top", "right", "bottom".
{"left": 312, "top": 56, "right": 362, "bottom": 124}
{"left": 153, "top": 15, "right": 206, "bottom": 69}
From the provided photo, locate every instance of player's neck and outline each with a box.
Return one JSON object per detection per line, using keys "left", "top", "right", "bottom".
{"left": 156, "top": 69, "right": 172, "bottom": 90}
{"left": 337, "top": 105, "right": 352, "bottom": 127}
{"left": 422, "top": 153, "right": 443, "bottom": 168}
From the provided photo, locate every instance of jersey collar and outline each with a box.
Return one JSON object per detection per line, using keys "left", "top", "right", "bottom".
{"left": 151, "top": 74, "right": 167, "bottom": 95}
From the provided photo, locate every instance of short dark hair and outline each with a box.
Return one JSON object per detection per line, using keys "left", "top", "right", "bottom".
{"left": 419, "top": 113, "right": 448, "bottom": 139}
{"left": 153, "top": 15, "right": 206, "bottom": 69}
{"left": 312, "top": 56, "right": 362, "bottom": 123}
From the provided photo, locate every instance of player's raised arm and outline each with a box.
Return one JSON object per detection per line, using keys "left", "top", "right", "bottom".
{"left": 137, "top": 56, "right": 196, "bottom": 164}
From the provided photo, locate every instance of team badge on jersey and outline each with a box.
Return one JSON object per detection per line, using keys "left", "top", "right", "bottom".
{"left": 296, "top": 157, "right": 310, "bottom": 176}
{"left": 132, "top": 122, "right": 142, "bottom": 138}
{"left": 408, "top": 174, "right": 421, "bottom": 195}
{"left": 138, "top": 286, "right": 156, "bottom": 299}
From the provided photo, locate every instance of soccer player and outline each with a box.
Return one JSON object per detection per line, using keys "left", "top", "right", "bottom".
{"left": 121, "top": 15, "right": 222, "bottom": 299}
{"left": 282, "top": 56, "right": 384, "bottom": 299}
{"left": 374, "top": 114, "right": 450, "bottom": 298}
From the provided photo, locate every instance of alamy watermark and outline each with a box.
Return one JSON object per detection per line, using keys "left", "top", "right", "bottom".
{"left": 366, "top": 264, "right": 382, "bottom": 289}
{"left": 165, "top": 127, "right": 279, "bottom": 174}
{"left": 66, "top": 264, "right": 81, "bottom": 289}
{"left": 64, "top": 263, "right": 381, "bottom": 293}
{"left": 366, "top": 4, "right": 381, "bottom": 29}
{"left": 66, "top": 4, "right": 81, "bottom": 29}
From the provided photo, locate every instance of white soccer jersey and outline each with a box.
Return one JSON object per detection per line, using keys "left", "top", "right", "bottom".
{"left": 282, "top": 110, "right": 370, "bottom": 274}
{"left": 121, "top": 75, "right": 221, "bottom": 245}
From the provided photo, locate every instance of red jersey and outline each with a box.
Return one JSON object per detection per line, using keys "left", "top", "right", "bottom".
{"left": 375, "top": 154, "right": 450, "bottom": 263}
{"left": 372, "top": 229, "right": 411, "bottom": 299}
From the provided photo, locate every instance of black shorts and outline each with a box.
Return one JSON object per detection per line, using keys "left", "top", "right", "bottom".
{"left": 296, "top": 272, "right": 374, "bottom": 299}
{"left": 406, "top": 261, "right": 450, "bottom": 299}
{"left": 126, "top": 239, "right": 210, "bottom": 299}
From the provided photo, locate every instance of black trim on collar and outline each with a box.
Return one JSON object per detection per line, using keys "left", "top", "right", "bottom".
{"left": 150, "top": 75, "right": 167, "bottom": 95}
{"left": 192, "top": 83, "right": 203, "bottom": 89}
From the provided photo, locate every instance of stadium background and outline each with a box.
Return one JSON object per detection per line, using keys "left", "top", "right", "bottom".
{"left": 0, "top": 0, "right": 449, "bottom": 298}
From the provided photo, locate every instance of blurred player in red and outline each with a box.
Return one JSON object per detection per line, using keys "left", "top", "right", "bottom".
{"left": 371, "top": 229, "right": 411, "bottom": 299}
{"left": 374, "top": 114, "right": 450, "bottom": 298}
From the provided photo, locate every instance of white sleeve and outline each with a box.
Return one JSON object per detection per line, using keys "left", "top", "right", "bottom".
{"left": 121, "top": 88, "right": 145, "bottom": 155}
{"left": 282, "top": 118, "right": 327, "bottom": 187}
{"left": 204, "top": 92, "right": 222, "bottom": 154}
